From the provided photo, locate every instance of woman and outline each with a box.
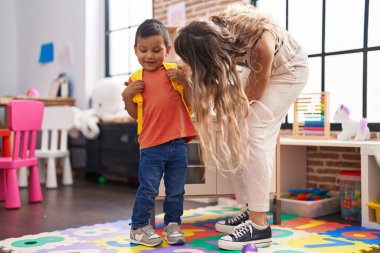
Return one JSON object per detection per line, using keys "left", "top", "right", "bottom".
{"left": 174, "top": 3, "right": 309, "bottom": 250}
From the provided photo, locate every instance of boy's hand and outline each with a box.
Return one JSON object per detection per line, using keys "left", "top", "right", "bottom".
{"left": 167, "top": 69, "right": 189, "bottom": 85}
{"left": 121, "top": 80, "right": 143, "bottom": 118}
{"left": 122, "top": 80, "right": 145, "bottom": 100}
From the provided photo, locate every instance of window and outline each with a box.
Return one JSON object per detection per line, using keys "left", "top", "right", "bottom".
{"left": 257, "top": 0, "right": 380, "bottom": 131}
{"left": 368, "top": 51, "right": 380, "bottom": 122}
{"left": 325, "top": 0, "right": 364, "bottom": 53}
{"left": 105, "top": 0, "right": 153, "bottom": 77}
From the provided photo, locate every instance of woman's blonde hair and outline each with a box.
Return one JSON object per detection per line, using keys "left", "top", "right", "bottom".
{"left": 174, "top": 20, "right": 251, "bottom": 174}
{"left": 174, "top": 3, "right": 288, "bottom": 174}
{"left": 210, "top": 3, "right": 288, "bottom": 67}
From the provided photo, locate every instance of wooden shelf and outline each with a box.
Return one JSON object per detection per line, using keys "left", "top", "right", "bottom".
{"left": 280, "top": 136, "right": 380, "bottom": 148}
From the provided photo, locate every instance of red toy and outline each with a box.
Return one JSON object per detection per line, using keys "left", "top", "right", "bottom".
{"left": 287, "top": 188, "right": 329, "bottom": 201}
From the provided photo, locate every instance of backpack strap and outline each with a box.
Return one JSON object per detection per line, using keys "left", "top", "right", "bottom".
{"left": 131, "top": 62, "right": 192, "bottom": 135}
{"left": 130, "top": 69, "right": 144, "bottom": 135}
{"left": 163, "top": 62, "right": 193, "bottom": 117}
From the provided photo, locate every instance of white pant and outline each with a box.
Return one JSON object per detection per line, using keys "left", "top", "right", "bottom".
{"left": 229, "top": 47, "right": 309, "bottom": 212}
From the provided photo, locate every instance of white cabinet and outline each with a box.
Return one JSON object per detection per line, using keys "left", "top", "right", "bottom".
{"left": 158, "top": 137, "right": 234, "bottom": 197}
{"left": 159, "top": 124, "right": 277, "bottom": 197}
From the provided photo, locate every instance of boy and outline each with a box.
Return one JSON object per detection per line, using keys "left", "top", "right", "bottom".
{"left": 121, "top": 19, "right": 196, "bottom": 247}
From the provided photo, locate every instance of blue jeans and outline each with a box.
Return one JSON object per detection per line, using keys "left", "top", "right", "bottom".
{"left": 131, "top": 138, "right": 188, "bottom": 228}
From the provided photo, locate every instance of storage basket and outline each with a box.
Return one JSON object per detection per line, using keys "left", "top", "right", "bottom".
{"left": 367, "top": 201, "right": 380, "bottom": 223}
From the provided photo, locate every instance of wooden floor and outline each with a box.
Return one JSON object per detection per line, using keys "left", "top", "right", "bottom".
{"left": 0, "top": 177, "right": 210, "bottom": 240}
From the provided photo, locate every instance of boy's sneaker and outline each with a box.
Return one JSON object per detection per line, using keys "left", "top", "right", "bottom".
{"left": 215, "top": 210, "right": 249, "bottom": 233}
{"left": 130, "top": 224, "right": 162, "bottom": 247}
{"left": 218, "top": 220, "right": 272, "bottom": 250}
{"left": 164, "top": 222, "right": 185, "bottom": 245}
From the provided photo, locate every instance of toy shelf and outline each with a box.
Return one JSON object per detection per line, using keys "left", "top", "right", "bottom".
{"left": 280, "top": 137, "right": 380, "bottom": 229}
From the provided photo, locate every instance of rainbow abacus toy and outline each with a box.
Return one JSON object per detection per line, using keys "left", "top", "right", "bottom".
{"left": 293, "top": 92, "right": 331, "bottom": 139}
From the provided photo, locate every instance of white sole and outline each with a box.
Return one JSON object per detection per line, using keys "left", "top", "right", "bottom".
{"left": 215, "top": 222, "right": 235, "bottom": 234}
{"left": 129, "top": 238, "right": 162, "bottom": 247}
{"left": 218, "top": 238, "right": 272, "bottom": 250}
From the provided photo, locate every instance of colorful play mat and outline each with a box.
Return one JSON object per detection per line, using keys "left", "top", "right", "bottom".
{"left": 1, "top": 206, "right": 380, "bottom": 253}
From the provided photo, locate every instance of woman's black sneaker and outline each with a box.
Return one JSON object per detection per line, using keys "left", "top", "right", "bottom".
{"left": 215, "top": 210, "right": 249, "bottom": 233}
{"left": 218, "top": 220, "right": 272, "bottom": 250}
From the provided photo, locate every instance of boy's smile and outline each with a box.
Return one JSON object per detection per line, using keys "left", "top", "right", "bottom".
{"left": 134, "top": 34, "right": 171, "bottom": 72}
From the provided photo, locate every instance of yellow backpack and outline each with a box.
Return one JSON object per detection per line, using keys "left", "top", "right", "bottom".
{"left": 130, "top": 62, "right": 192, "bottom": 135}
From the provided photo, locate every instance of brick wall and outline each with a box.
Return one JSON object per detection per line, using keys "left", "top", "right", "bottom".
{"left": 153, "top": 0, "right": 244, "bottom": 25}
{"left": 306, "top": 146, "right": 361, "bottom": 193}
{"left": 306, "top": 132, "right": 379, "bottom": 193}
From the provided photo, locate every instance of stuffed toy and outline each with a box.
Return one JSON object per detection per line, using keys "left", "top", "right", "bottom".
{"left": 333, "top": 104, "right": 370, "bottom": 141}
{"left": 70, "top": 78, "right": 133, "bottom": 139}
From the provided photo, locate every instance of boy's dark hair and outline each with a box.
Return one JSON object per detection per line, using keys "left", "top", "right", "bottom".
{"left": 135, "top": 19, "right": 169, "bottom": 46}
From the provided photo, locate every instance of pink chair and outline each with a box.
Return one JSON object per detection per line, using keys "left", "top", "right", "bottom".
{"left": 0, "top": 129, "right": 11, "bottom": 202}
{"left": 0, "top": 100, "right": 44, "bottom": 209}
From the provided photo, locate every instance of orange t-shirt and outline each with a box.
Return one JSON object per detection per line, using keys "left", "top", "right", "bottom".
{"left": 129, "top": 66, "right": 197, "bottom": 149}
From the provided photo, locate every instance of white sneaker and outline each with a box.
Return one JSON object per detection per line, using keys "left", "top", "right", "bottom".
{"left": 164, "top": 222, "right": 185, "bottom": 245}
{"left": 130, "top": 224, "right": 162, "bottom": 247}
